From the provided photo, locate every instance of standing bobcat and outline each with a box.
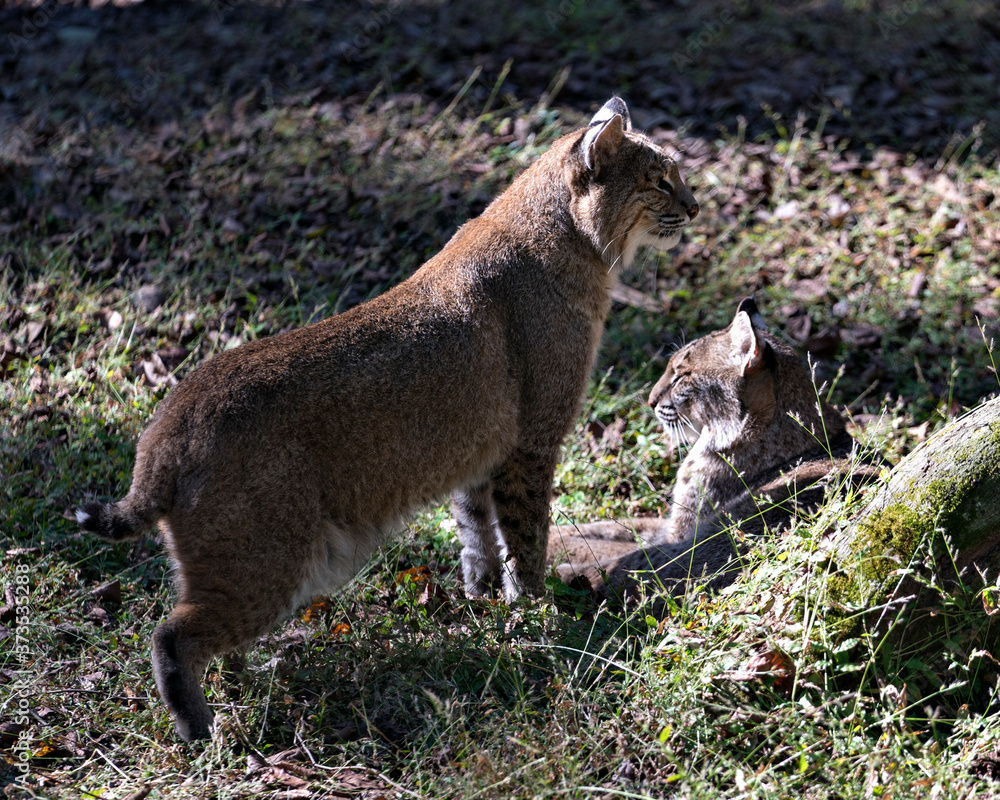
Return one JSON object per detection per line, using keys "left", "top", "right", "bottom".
{"left": 549, "top": 298, "right": 883, "bottom": 603}
{"left": 76, "top": 97, "right": 698, "bottom": 741}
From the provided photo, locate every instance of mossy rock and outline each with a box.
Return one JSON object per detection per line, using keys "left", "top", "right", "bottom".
{"left": 827, "top": 397, "right": 1000, "bottom": 630}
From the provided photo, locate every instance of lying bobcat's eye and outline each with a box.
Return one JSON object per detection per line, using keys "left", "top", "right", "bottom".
{"left": 656, "top": 176, "right": 674, "bottom": 194}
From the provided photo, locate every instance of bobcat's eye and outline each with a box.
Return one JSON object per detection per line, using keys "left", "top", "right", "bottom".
{"left": 656, "top": 176, "right": 674, "bottom": 194}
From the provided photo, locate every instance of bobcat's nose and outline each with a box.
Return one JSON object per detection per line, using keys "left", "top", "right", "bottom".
{"left": 686, "top": 202, "right": 699, "bottom": 220}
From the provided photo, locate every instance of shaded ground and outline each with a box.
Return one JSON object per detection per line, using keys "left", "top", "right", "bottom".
{"left": 4, "top": 0, "right": 1000, "bottom": 156}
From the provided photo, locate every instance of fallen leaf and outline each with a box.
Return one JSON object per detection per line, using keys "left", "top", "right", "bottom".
{"left": 585, "top": 416, "right": 626, "bottom": 454}
{"left": 803, "top": 327, "right": 841, "bottom": 358}
{"left": 395, "top": 565, "right": 431, "bottom": 584}
{"left": 0, "top": 337, "right": 26, "bottom": 371}
{"left": 970, "top": 751, "right": 1000, "bottom": 782}
{"left": 842, "top": 324, "right": 882, "bottom": 350}
{"left": 105, "top": 309, "right": 124, "bottom": 332}
{"left": 783, "top": 305, "right": 811, "bottom": 341}
{"left": 124, "top": 684, "right": 145, "bottom": 713}
{"left": 5, "top": 547, "right": 40, "bottom": 558}
{"left": 85, "top": 606, "right": 111, "bottom": 625}
{"left": 418, "top": 579, "right": 449, "bottom": 613}
{"left": 28, "top": 370, "right": 50, "bottom": 396}
{"left": 729, "top": 647, "right": 796, "bottom": 692}
{"left": 0, "top": 721, "right": 27, "bottom": 749}
{"left": 772, "top": 200, "right": 799, "bottom": 220}
{"left": 55, "top": 623, "right": 86, "bottom": 644}
{"left": 610, "top": 283, "right": 664, "bottom": 312}
{"left": 27, "top": 736, "right": 81, "bottom": 763}
{"left": 824, "top": 193, "right": 851, "bottom": 227}
{"left": 791, "top": 278, "right": 828, "bottom": 304}
{"left": 133, "top": 284, "right": 166, "bottom": 314}
{"left": 246, "top": 747, "right": 319, "bottom": 788}
{"left": 983, "top": 586, "right": 1000, "bottom": 616}
{"left": 91, "top": 580, "right": 121, "bottom": 605}
{"left": 907, "top": 420, "right": 932, "bottom": 441}
{"left": 907, "top": 271, "right": 928, "bottom": 299}
{"left": 222, "top": 217, "right": 246, "bottom": 242}
{"left": 24, "top": 320, "right": 46, "bottom": 345}
{"left": 327, "top": 720, "right": 360, "bottom": 742}
{"left": 974, "top": 297, "right": 999, "bottom": 320}
{"left": 138, "top": 351, "right": 178, "bottom": 387}
{"left": 157, "top": 345, "right": 189, "bottom": 371}
{"left": 300, "top": 597, "right": 330, "bottom": 623}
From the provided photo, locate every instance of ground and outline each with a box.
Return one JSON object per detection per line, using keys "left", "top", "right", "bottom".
{"left": 2, "top": 1, "right": 1000, "bottom": 798}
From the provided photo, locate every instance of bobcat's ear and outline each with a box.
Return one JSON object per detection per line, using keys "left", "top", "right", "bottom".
{"left": 582, "top": 97, "right": 631, "bottom": 174}
{"left": 588, "top": 96, "right": 632, "bottom": 131}
{"left": 582, "top": 113, "right": 625, "bottom": 174}
{"left": 730, "top": 310, "right": 765, "bottom": 377}
{"left": 736, "top": 295, "right": 769, "bottom": 332}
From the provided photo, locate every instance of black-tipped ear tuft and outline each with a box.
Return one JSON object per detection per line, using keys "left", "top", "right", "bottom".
{"left": 736, "top": 295, "right": 769, "bottom": 332}
{"left": 588, "top": 96, "right": 631, "bottom": 132}
{"left": 730, "top": 309, "right": 766, "bottom": 376}
{"left": 582, "top": 113, "right": 625, "bottom": 173}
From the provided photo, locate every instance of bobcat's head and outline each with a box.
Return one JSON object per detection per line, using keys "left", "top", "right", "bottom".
{"left": 648, "top": 298, "right": 781, "bottom": 451}
{"left": 567, "top": 96, "right": 698, "bottom": 270}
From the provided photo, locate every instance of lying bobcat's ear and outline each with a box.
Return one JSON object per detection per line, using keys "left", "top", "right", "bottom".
{"left": 583, "top": 97, "right": 630, "bottom": 174}
{"left": 736, "top": 295, "right": 769, "bottom": 332}
{"left": 731, "top": 309, "right": 766, "bottom": 376}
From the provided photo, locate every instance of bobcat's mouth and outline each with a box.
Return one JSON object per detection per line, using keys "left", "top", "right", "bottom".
{"left": 647, "top": 214, "right": 693, "bottom": 251}
{"left": 655, "top": 405, "right": 701, "bottom": 445}
{"left": 643, "top": 226, "right": 685, "bottom": 252}
{"left": 651, "top": 231, "right": 683, "bottom": 251}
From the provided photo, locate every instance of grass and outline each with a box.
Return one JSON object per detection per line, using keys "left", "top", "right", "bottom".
{"left": 4, "top": 1, "right": 1000, "bottom": 797}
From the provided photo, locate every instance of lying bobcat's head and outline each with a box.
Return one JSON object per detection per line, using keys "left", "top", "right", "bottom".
{"left": 563, "top": 97, "right": 699, "bottom": 269}
{"left": 649, "top": 297, "right": 789, "bottom": 451}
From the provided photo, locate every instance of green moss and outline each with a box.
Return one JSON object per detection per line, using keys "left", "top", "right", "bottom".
{"left": 824, "top": 572, "right": 864, "bottom": 638}
{"left": 829, "top": 417, "right": 1000, "bottom": 608}
{"left": 826, "top": 573, "right": 862, "bottom": 606}
{"left": 853, "top": 502, "right": 927, "bottom": 590}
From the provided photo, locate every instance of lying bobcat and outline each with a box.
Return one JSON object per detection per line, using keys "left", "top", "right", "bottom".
{"left": 549, "top": 298, "right": 884, "bottom": 605}
{"left": 75, "top": 97, "right": 698, "bottom": 741}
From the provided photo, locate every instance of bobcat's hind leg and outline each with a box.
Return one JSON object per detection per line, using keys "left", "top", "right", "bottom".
{"left": 152, "top": 588, "right": 295, "bottom": 742}
{"left": 490, "top": 448, "right": 558, "bottom": 600}
{"left": 153, "top": 548, "right": 301, "bottom": 742}
{"left": 151, "top": 604, "right": 219, "bottom": 742}
{"left": 452, "top": 482, "right": 502, "bottom": 597}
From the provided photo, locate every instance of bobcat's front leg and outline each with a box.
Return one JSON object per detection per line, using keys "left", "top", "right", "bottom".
{"left": 452, "top": 482, "right": 503, "bottom": 597}
{"left": 490, "top": 447, "right": 558, "bottom": 600}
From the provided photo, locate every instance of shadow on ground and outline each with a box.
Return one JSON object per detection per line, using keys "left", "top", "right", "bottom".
{"left": 2, "top": 0, "right": 998, "bottom": 155}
